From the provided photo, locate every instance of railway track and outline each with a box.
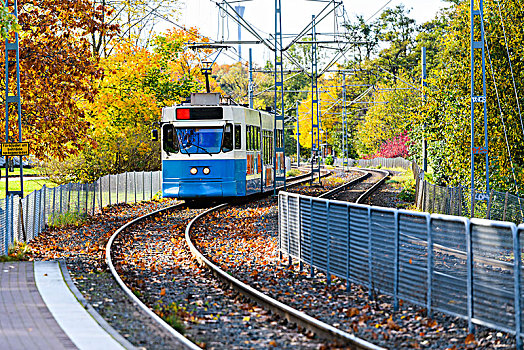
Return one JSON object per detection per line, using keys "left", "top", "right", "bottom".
{"left": 105, "top": 168, "right": 390, "bottom": 349}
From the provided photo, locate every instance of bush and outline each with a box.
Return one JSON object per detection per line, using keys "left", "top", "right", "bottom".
{"left": 325, "top": 155, "right": 334, "bottom": 166}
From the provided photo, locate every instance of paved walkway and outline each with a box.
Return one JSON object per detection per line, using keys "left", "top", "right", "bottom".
{"left": 0, "top": 261, "right": 128, "bottom": 350}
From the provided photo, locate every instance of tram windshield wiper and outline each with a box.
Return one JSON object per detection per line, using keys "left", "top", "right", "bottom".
{"left": 189, "top": 143, "right": 213, "bottom": 156}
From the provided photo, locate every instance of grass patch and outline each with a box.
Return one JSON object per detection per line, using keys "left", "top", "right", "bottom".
{"left": 3, "top": 168, "right": 41, "bottom": 177}
{"left": 154, "top": 301, "right": 189, "bottom": 333}
{"left": 286, "top": 169, "right": 301, "bottom": 177}
{"left": 0, "top": 178, "right": 58, "bottom": 198}
{"left": 389, "top": 169, "right": 416, "bottom": 203}
{"left": 48, "top": 211, "right": 87, "bottom": 228}
{"left": 0, "top": 242, "right": 32, "bottom": 262}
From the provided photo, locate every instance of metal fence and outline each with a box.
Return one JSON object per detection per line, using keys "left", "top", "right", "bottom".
{"left": 1, "top": 171, "right": 161, "bottom": 255}
{"left": 338, "top": 156, "right": 524, "bottom": 224}
{"left": 334, "top": 157, "right": 412, "bottom": 170}
{"left": 278, "top": 191, "right": 524, "bottom": 348}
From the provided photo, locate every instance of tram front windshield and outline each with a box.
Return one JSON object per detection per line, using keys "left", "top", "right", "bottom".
{"left": 175, "top": 127, "right": 223, "bottom": 154}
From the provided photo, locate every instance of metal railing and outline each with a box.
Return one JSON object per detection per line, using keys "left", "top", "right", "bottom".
{"left": 278, "top": 191, "right": 524, "bottom": 348}
{"left": 1, "top": 171, "right": 161, "bottom": 255}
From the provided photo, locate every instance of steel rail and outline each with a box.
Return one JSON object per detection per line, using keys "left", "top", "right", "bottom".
{"left": 184, "top": 203, "right": 384, "bottom": 349}
{"left": 102, "top": 171, "right": 322, "bottom": 349}
{"left": 105, "top": 202, "right": 202, "bottom": 350}
{"left": 355, "top": 168, "right": 390, "bottom": 204}
{"left": 319, "top": 168, "right": 369, "bottom": 199}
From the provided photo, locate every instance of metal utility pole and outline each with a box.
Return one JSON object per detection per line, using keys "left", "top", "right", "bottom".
{"left": 296, "top": 101, "right": 300, "bottom": 167}
{"left": 422, "top": 47, "right": 428, "bottom": 172}
{"left": 273, "top": 0, "right": 286, "bottom": 193}
{"left": 234, "top": 5, "right": 245, "bottom": 62}
{"left": 249, "top": 48, "right": 254, "bottom": 108}
{"left": 470, "top": 0, "right": 489, "bottom": 218}
{"left": 342, "top": 72, "right": 348, "bottom": 172}
{"left": 4, "top": 0, "right": 23, "bottom": 198}
{"left": 310, "top": 15, "right": 321, "bottom": 185}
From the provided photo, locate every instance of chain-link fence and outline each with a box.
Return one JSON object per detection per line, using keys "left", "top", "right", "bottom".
{"left": 279, "top": 192, "right": 524, "bottom": 348}
{"left": 0, "top": 171, "right": 161, "bottom": 255}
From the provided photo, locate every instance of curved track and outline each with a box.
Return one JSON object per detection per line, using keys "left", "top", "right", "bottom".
{"left": 105, "top": 169, "right": 387, "bottom": 349}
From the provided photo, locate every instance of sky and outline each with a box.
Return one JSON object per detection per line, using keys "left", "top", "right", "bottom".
{"left": 173, "top": 0, "right": 450, "bottom": 65}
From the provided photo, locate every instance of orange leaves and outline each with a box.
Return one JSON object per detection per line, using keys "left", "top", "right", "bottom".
{"left": 160, "top": 288, "right": 166, "bottom": 296}
{"left": 386, "top": 316, "right": 400, "bottom": 331}
{"left": 465, "top": 333, "right": 476, "bottom": 345}
{"left": 346, "top": 307, "right": 360, "bottom": 317}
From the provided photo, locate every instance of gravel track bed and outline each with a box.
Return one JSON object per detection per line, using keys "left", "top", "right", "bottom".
{"left": 111, "top": 206, "right": 333, "bottom": 349}
{"left": 29, "top": 199, "right": 189, "bottom": 349}
{"left": 191, "top": 173, "right": 515, "bottom": 350}
{"left": 329, "top": 169, "right": 386, "bottom": 203}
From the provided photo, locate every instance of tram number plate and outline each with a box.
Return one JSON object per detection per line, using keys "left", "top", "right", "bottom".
{"left": 1, "top": 142, "right": 30, "bottom": 156}
{"left": 475, "top": 192, "right": 489, "bottom": 201}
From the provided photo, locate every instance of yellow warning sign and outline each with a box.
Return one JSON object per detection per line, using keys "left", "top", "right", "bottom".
{"left": 1, "top": 142, "right": 30, "bottom": 156}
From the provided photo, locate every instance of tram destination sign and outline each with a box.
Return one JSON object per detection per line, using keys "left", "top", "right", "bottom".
{"left": 1, "top": 142, "right": 30, "bottom": 156}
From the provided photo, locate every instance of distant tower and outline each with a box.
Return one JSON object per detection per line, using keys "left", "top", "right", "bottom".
{"left": 234, "top": 6, "right": 245, "bottom": 62}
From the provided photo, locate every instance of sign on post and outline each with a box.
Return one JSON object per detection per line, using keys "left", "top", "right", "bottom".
{"left": 1, "top": 142, "right": 29, "bottom": 156}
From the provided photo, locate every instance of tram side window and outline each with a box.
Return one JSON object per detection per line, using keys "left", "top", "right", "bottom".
{"left": 163, "top": 124, "right": 179, "bottom": 154}
{"left": 276, "top": 130, "right": 283, "bottom": 148}
{"left": 255, "top": 126, "right": 260, "bottom": 151}
{"left": 246, "top": 125, "right": 251, "bottom": 151}
{"left": 222, "top": 123, "right": 233, "bottom": 152}
{"left": 234, "top": 124, "right": 241, "bottom": 150}
{"left": 263, "top": 130, "right": 273, "bottom": 165}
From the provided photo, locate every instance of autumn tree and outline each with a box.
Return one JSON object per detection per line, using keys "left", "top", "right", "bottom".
{"left": 1, "top": 0, "right": 116, "bottom": 162}
{"left": 415, "top": 0, "right": 524, "bottom": 192}
{"left": 46, "top": 27, "right": 213, "bottom": 183}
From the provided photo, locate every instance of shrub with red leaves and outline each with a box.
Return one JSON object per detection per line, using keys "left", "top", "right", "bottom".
{"left": 363, "top": 132, "right": 411, "bottom": 159}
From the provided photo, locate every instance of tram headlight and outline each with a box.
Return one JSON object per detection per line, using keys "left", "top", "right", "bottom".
{"left": 190, "top": 167, "right": 198, "bottom": 175}
{"left": 202, "top": 167, "right": 210, "bottom": 175}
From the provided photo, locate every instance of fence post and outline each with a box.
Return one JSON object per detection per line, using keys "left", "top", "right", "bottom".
{"left": 134, "top": 172, "right": 137, "bottom": 203}
{"left": 431, "top": 184, "right": 436, "bottom": 214}
{"left": 393, "top": 211, "right": 399, "bottom": 311}
{"left": 513, "top": 227, "right": 522, "bottom": 350}
{"left": 41, "top": 186, "right": 46, "bottom": 228}
{"left": 51, "top": 187, "right": 56, "bottom": 225}
{"left": 326, "top": 202, "right": 331, "bottom": 285}
{"left": 4, "top": 197, "right": 9, "bottom": 255}
{"left": 108, "top": 175, "right": 112, "bottom": 206}
{"left": 150, "top": 171, "right": 153, "bottom": 199}
{"left": 125, "top": 172, "right": 128, "bottom": 204}
{"left": 486, "top": 189, "right": 494, "bottom": 220}
{"left": 298, "top": 196, "right": 303, "bottom": 272}
{"left": 142, "top": 171, "right": 145, "bottom": 201}
{"left": 309, "top": 198, "right": 314, "bottom": 278}
{"left": 99, "top": 177, "right": 103, "bottom": 209}
{"left": 368, "top": 206, "right": 373, "bottom": 299}
{"left": 503, "top": 192, "right": 509, "bottom": 222}
{"left": 459, "top": 186, "right": 463, "bottom": 217}
{"left": 466, "top": 220, "right": 474, "bottom": 334}
{"left": 116, "top": 174, "right": 119, "bottom": 204}
{"left": 33, "top": 192, "right": 38, "bottom": 239}
{"left": 346, "top": 204, "right": 350, "bottom": 290}
{"left": 84, "top": 184, "right": 88, "bottom": 215}
{"left": 427, "top": 214, "right": 433, "bottom": 317}
{"left": 92, "top": 182, "right": 96, "bottom": 216}
{"left": 67, "top": 183, "right": 72, "bottom": 213}
{"left": 278, "top": 194, "right": 282, "bottom": 260}
{"left": 287, "top": 194, "right": 292, "bottom": 266}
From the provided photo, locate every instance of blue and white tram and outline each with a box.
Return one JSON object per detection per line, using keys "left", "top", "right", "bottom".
{"left": 159, "top": 94, "right": 284, "bottom": 199}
